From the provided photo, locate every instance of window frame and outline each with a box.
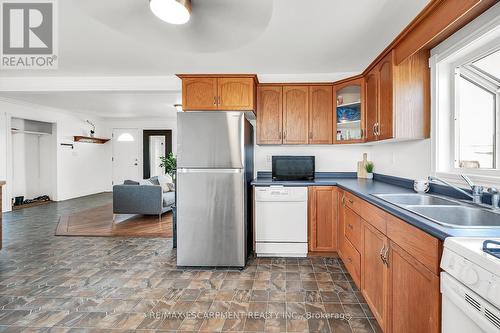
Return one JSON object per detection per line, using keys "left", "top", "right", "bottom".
{"left": 431, "top": 4, "right": 500, "bottom": 187}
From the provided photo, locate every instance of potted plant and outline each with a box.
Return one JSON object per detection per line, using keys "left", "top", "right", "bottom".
{"left": 365, "top": 162, "right": 374, "bottom": 179}
{"left": 159, "top": 152, "right": 177, "bottom": 181}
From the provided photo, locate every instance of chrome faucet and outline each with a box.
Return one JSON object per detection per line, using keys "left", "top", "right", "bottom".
{"left": 488, "top": 188, "right": 500, "bottom": 210}
{"left": 428, "top": 175, "right": 484, "bottom": 204}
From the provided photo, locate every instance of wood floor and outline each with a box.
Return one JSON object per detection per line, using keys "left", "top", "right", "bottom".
{"left": 55, "top": 204, "right": 172, "bottom": 237}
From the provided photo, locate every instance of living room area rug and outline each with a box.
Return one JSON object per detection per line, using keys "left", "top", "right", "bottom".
{"left": 55, "top": 204, "right": 172, "bottom": 237}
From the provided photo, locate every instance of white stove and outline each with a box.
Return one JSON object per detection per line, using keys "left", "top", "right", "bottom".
{"left": 441, "top": 237, "right": 500, "bottom": 332}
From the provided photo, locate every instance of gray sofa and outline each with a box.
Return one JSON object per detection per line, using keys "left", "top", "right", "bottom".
{"left": 113, "top": 178, "right": 175, "bottom": 221}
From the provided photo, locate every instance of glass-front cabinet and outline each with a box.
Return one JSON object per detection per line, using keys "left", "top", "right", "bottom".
{"left": 334, "top": 78, "right": 365, "bottom": 143}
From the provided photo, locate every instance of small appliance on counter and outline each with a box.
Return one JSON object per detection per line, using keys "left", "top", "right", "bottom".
{"left": 440, "top": 237, "right": 500, "bottom": 332}
{"left": 272, "top": 156, "right": 315, "bottom": 181}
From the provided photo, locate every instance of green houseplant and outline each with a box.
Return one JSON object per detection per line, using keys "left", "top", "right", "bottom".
{"left": 159, "top": 152, "right": 177, "bottom": 180}
{"left": 365, "top": 162, "right": 374, "bottom": 179}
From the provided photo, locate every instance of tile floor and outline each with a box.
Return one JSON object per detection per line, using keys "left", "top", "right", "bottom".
{"left": 0, "top": 193, "right": 381, "bottom": 332}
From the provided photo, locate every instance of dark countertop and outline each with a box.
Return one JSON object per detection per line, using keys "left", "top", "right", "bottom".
{"left": 251, "top": 174, "right": 500, "bottom": 240}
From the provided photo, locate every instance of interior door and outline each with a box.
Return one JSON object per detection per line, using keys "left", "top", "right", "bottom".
{"left": 112, "top": 128, "right": 140, "bottom": 185}
{"left": 283, "top": 86, "right": 309, "bottom": 144}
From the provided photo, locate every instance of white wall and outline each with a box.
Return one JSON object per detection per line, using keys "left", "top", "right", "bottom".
{"left": 0, "top": 99, "right": 112, "bottom": 211}
{"left": 11, "top": 133, "right": 44, "bottom": 198}
{"left": 106, "top": 116, "right": 177, "bottom": 181}
{"left": 255, "top": 144, "right": 373, "bottom": 173}
{"left": 371, "top": 140, "right": 431, "bottom": 180}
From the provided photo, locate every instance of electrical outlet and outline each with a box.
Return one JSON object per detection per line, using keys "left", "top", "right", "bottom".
{"left": 266, "top": 155, "right": 272, "bottom": 163}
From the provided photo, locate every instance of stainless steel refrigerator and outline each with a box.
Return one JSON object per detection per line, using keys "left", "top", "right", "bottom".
{"left": 176, "top": 111, "right": 254, "bottom": 267}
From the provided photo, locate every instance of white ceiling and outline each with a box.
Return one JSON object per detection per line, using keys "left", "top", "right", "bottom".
{"left": 0, "top": 92, "right": 180, "bottom": 118}
{"left": 1, "top": 0, "right": 431, "bottom": 77}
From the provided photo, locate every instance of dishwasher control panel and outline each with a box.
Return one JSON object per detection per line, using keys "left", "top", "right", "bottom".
{"left": 255, "top": 186, "right": 308, "bottom": 202}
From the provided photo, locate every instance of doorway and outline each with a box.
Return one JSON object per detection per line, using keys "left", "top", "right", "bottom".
{"left": 112, "top": 128, "right": 140, "bottom": 185}
{"left": 143, "top": 130, "right": 172, "bottom": 179}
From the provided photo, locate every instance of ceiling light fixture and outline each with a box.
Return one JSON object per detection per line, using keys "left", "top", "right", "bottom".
{"left": 150, "top": 0, "right": 192, "bottom": 25}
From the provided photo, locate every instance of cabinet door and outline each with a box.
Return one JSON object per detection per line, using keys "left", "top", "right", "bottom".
{"left": 309, "top": 86, "right": 333, "bottom": 144}
{"left": 388, "top": 241, "right": 440, "bottom": 333}
{"left": 365, "top": 70, "right": 378, "bottom": 141}
{"left": 283, "top": 86, "right": 309, "bottom": 144}
{"left": 182, "top": 78, "right": 218, "bottom": 110}
{"left": 218, "top": 77, "right": 255, "bottom": 111}
{"left": 361, "top": 221, "right": 389, "bottom": 332}
{"left": 308, "top": 186, "right": 338, "bottom": 252}
{"left": 256, "top": 86, "right": 283, "bottom": 145}
{"left": 378, "top": 52, "right": 394, "bottom": 140}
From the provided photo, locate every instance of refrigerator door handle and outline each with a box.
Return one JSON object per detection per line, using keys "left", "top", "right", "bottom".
{"left": 178, "top": 168, "right": 244, "bottom": 174}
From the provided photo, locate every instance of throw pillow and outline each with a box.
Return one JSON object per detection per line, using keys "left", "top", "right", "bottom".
{"left": 167, "top": 183, "right": 175, "bottom": 192}
{"left": 149, "top": 176, "right": 160, "bottom": 185}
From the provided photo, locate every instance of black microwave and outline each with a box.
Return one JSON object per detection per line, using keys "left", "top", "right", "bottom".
{"left": 272, "top": 156, "right": 315, "bottom": 181}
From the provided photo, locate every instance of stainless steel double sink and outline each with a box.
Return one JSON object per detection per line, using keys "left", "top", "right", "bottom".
{"left": 373, "top": 193, "right": 500, "bottom": 228}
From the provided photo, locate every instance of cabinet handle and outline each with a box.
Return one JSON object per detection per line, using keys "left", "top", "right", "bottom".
{"left": 373, "top": 123, "right": 377, "bottom": 136}
{"left": 383, "top": 246, "right": 390, "bottom": 265}
{"left": 283, "top": 131, "right": 287, "bottom": 140}
{"left": 360, "top": 128, "right": 364, "bottom": 138}
{"left": 341, "top": 196, "right": 346, "bottom": 205}
{"left": 218, "top": 96, "right": 221, "bottom": 105}
{"left": 348, "top": 224, "right": 354, "bottom": 230}
{"left": 347, "top": 257, "right": 352, "bottom": 263}
{"left": 380, "top": 245, "right": 386, "bottom": 264}
{"left": 348, "top": 199, "right": 354, "bottom": 204}
{"left": 213, "top": 96, "right": 217, "bottom": 105}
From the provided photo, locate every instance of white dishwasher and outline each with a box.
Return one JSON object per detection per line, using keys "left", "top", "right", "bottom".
{"left": 255, "top": 186, "right": 308, "bottom": 257}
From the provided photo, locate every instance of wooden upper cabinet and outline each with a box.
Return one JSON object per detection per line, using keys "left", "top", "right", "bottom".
{"left": 308, "top": 186, "right": 338, "bottom": 252}
{"left": 362, "top": 221, "right": 389, "bottom": 332}
{"left": 218, "top": 77, "right": 255, "bottom": 111}
{"left": 334, "top": 78, "right": 365, "bottom": 143}
{"left": 179, "top": 75, "right": 257, "bottom": 111}
{"left": 309, "top": 86, "right": 333, "bottom": 144}
{"left": 283, "top": 86, "right": 309, "bottom": 144}
{"left": 388, "top": 241, "right": 440, "bottom": 333}
{"left": 182, "top": 77, "right": 218, "bottom": 110}
{"left": 257, "top": 86, "right": 283, "bottom": 145}
{"left": 365, "top": 70, "right": 378, "bottom": 142}
{"left": 378, "top": 52, "right": 394, "bottom": 141}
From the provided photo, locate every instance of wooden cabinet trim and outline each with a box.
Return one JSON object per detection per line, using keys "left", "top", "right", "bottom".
{"left": 377, "top": 52, "right": 395, "bottom": 141}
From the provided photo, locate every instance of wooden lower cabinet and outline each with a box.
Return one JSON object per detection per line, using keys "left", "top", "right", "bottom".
{"left": 334, "top": 189, "right": 441, "bottom": 333}
{"left": 308, "top": 186, "right": 338, "bottom": 252}
{"left": 361, "top": 221, "right": 389, "bottom": 332}
{"left": 388, "top": 241, "right": 440, "bottom": 333}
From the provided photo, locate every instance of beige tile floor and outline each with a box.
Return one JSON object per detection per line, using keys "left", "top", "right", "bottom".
{"left": 0, "top": 193, "right": 381, "bottom": 333}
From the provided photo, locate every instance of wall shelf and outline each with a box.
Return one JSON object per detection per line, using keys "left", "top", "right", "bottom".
{"left": 337, "top": 101, "right": 361, "bottom": 108}
{"left": 74, "top": 136, "right": 110, "bottom": 144}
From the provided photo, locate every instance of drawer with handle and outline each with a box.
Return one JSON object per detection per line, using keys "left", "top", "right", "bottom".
{"left": 342, "top": 191, "right": 362, "bottom": 215}
{"left": 344, "top": 206, "right": 361, "bottom": 251}
{"left": 341, "top": 236, "right": 361, "bottom": 288}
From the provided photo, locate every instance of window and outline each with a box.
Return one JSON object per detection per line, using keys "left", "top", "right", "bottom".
{"left": 455, "top": 66, "right": 497, "bottom": 169}
{"left": 432, "top": 6, "right": 500, "bottom": 186}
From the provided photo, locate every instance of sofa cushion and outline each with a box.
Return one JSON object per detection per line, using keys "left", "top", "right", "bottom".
{"left": 163, "top": 191, "right": 175, "bottom": 207}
